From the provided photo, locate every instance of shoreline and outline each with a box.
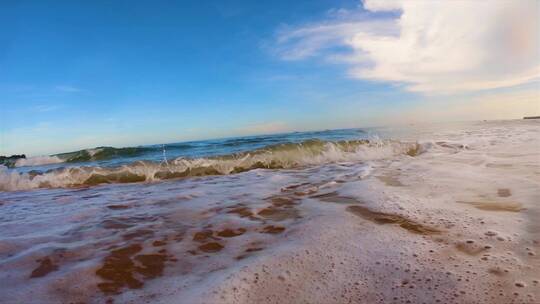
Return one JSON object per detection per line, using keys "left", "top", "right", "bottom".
{"left": 0, "top": 120, "right": 538, "bottom": 303}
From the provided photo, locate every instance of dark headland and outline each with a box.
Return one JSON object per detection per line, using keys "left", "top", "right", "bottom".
{"left": 0, "top": 154, "right": 26, "bottom": 167}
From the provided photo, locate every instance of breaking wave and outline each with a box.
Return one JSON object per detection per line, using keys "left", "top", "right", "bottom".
{"left": 55, "top": 146, "right": 154, "bottom": 163}
{"left": 0, "top": 139, "right": 426, "bottom": 191}
{"left": 14, "top": 156, "right": 64, "bottom": 167}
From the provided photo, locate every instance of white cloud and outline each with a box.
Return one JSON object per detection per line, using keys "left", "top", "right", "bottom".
{"left": 276, "top": 0, "right": 540, "bottom": 94}
{"left": 276, "top": 19, "right": 396, "bottom": 60}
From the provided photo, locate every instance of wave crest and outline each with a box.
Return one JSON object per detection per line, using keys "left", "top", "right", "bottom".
{"left": 14, "top": 156, "right": 64, "bottom": 167}
{"left": 56, "top": 146, "right": 152, "bottom": 163}
{"left": 0, "top": 140, "right": 424, "bottom": 191}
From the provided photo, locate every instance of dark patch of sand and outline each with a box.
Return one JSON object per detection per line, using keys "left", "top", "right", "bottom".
{"left": 198, "top": 242, "right": 224, "bottom": 253}
{"left": 310, "top": 192, "right": 362, "bottom": 204}
{"left": 95, "top": 244, "right": 171, "bottom": 295}
{"left": 267, "top": 196, "right": 298, "bottom": 207}
{"left": 245, "top": 247, "right": 264, "bottom": 252}
{"left": 261, "top": 225, "right": 286, "bottom": 234}
{"left": 457, "top": 201, "right": 523, "bottom": 212}
{"left": 497, "top": 188, "right": 512, "bottom": 197}
{"left": 96, "top": 244, "right": 144, "bottom": 294}
{"left": 134, "top": 254, "right": 167, "bottom": 279}
{"left": 30, "top": 257, "right": 59, "bottom": 278}
{"left": 346, "top": 205, "right": 440, "bottom": 235}
{"left": 217, "top": 228, "right": 246, "bottom": 238}
{"left": 193, "top": 230, "right": 216, "bottom": 242}
{"left": 107, "top": 205, "right": 131, "bottom": 210}
{"left": 257, "top": 206, "right": 300, "bottom": 221}
{"left": 226, "top": 205, "right": 256, "bottom": 219}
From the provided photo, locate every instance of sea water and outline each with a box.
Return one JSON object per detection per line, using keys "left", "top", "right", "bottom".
{"left": 0, "top": 120, "right": 538, "bottom": 303}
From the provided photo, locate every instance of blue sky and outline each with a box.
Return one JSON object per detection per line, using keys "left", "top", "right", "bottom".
{"left": 1, "top": 0, "right": 538, "bottom": 156}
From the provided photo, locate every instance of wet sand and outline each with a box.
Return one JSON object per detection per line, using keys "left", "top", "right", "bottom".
{"left": 0, "top": 120, "right": 539, "bottom": 303}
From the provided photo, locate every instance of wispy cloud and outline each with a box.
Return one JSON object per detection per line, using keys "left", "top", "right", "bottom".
{"left": 275, "top": 0, "right": 540, "bottom": 94}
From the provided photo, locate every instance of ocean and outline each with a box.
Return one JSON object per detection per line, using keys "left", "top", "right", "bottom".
{"left": 0, "top": 120, "right": 538, "bottom": 303}
{"left": 1, "top": 127, "right": 395, "bottom": 191}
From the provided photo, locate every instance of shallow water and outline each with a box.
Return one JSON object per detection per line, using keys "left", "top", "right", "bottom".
{"left": 0, "top": 120, "right": 539, "bottom": 303}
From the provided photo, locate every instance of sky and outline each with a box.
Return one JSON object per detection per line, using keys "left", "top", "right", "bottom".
{"left": 1, "top": 0, "right": 539, "bottom": 156}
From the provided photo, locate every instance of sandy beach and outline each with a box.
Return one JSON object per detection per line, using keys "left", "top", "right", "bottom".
{"left": 0, "top": 120, "right": 538, "bottom": 303}
{"left": 2, "top": 0, "right": 540, "bottom": 302}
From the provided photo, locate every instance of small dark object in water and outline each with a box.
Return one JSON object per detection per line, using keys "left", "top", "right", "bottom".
{"left": 0, "top": 154, "right": 26, "bottom": 168}
{"left": 523, "top": 116, "right": 540, "bottom": 119}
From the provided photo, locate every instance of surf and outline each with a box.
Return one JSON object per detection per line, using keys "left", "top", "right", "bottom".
{"left": 0, "top": 139, "right": 425, "bottom": 191}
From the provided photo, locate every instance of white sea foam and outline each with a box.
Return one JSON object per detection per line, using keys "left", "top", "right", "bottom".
{"left": 14, "top": 155, "right": 64, "bottom": 167}
{"left": 0, "top": 120, "right": 538, "bottom": 303}
{"left": 0, "top": 140, "right": 424, "bottom": 191}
